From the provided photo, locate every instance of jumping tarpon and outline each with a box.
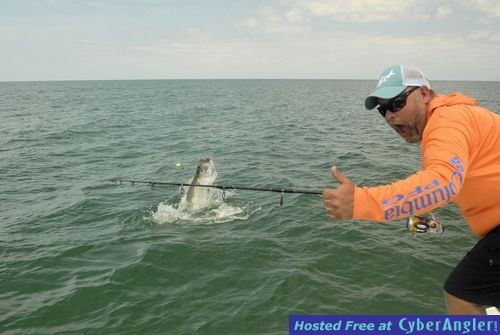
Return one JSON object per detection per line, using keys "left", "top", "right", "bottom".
{"left": 184, "top": 158, "right": 218, "bottom": 211}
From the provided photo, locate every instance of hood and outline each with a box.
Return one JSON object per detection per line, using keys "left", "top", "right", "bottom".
{"left": 427, "top": 92, "right": 477, "bottom": 118}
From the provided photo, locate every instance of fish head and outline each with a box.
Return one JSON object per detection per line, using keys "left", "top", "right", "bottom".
{"left": 196, "top": 158, "right": 217, "bottom": 179}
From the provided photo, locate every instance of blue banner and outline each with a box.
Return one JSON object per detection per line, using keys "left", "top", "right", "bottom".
{"left": 289, "top": 315, "right": 499, "bottom": 335}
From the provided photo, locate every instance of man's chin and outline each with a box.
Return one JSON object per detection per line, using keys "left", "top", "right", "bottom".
{"left": 392, "top": 125, "right": 421, "bottom": 144}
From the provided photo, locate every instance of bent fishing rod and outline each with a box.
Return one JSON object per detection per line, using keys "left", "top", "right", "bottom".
{"left": 111, "top": 178, "right": 323, "bottom": 206}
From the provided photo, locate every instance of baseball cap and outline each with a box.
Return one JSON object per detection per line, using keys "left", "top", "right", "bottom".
{"left": 364, "top": 65, "right": 430, "bottom": 110}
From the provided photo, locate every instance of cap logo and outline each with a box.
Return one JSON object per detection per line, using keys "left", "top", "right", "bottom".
{"left": 377, "top": 69, "right": 396, "bottom": 88}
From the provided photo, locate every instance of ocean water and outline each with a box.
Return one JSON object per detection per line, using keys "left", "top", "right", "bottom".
{"left": 1, "top": 79, "right": 499, "bottom": 334}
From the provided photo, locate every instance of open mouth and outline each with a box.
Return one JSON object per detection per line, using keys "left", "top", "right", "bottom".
{"left": 393, "top": 124, "right": 407, "bottom": 136}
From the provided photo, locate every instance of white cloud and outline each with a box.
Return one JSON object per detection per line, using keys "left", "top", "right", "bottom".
{"left": 459, "top": 0, "right": 500, "bottom": 17}
{"left": 285, "top": 8, "right": 306, "bottom": 24}
{"left": 237, "top": 5, "right": 310, "bottom": 34}
{"left": 123, "top": 26, "right": 500, "bottom": 80}
{"left": 2, "top": 0, "right": 500, "bottom": 80}
{"left": 287, "top": 0, "right": 412, "bottom": 22}
{"left": 436, "top": 5, "right": 453, "bottom": 19}
{"left": 238, "top": 17, "right": 259, "bottom": 29}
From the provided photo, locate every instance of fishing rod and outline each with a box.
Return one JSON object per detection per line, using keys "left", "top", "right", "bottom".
{"left": 111, "top": 178, "right": 323, "bottom": 206}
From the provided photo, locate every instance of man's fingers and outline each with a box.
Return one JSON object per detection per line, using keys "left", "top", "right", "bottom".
{"left": 331, "top": 166, "right": 352, "bottom": 185}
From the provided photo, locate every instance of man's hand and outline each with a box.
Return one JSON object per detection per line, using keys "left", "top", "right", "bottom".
{"left": 323, "top": 166, "right": 355, "bottom": 220}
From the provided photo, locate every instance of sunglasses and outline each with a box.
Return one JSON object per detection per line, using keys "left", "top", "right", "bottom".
{"left": 377, "top": 86, "right": 419, "bottom": 117}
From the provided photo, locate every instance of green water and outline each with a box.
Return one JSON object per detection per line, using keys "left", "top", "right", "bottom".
{"left": 2, "top": 79, "right": 498, "bottom": 334}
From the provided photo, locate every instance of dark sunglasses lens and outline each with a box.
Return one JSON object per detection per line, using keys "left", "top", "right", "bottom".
{"left": 377, "top": 87, "right": 417, "bottom": 117}
{"left": 392, "top": 97, "right": 406, "bottom": 112}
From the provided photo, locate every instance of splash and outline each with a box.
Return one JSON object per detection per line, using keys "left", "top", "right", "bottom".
{"left": 146, "top": 158, "right": 260, "bottom": 224}
{"left": 149, "top": 189, "right": 252, "bottom": 224}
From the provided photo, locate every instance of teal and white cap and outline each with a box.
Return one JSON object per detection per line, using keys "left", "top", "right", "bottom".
{"left": 364, "top": 65, "right": 430, "bottom": 110}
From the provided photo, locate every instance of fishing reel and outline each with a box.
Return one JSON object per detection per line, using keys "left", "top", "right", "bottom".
{"left": 406, "top": 212, "right": 444, "bottom": 236}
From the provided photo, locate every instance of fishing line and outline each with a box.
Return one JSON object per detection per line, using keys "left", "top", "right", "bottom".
{"left": 111, "top": 178, "right": 323, "bottom": 207}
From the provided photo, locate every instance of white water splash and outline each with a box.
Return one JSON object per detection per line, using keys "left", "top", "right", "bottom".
{"left": 150, "top": 189, "right": 252, "bottom": 224}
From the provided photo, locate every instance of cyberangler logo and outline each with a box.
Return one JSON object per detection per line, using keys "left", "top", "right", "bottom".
{"left": 383, "top": 157, "right": 464, "bottom": 220}
{"left": 377, "top": 69, "right": 396, "bottom": 88}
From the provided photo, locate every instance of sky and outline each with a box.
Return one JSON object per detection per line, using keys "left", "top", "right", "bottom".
{"left": 1, "top": 0, "right": 500, "bottom": 81}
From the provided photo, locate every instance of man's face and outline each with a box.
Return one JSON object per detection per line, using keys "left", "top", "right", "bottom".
{"left": 378, "top": 86, "right": 429, "bottom": 144}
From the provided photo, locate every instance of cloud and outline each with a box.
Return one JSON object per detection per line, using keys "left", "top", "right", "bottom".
{"left": 238, "top": 17, "right": 259, "bottom": 29}
{"left": 237, "top": 5, "right": 310, "bottom": 34}
{"left": 459, "top": 0, "right": 500, "bottom": 17}
{"left": 237, "top": 0, "right": 473, "bottom": 35}
{"left": 123, "top": 25, "right": 500, "bottom": 80}
{"left": 122, "top": 0, "right": 500, "bottom": 79}
{"left": 289, "top": 0, "right": 409, "bottom": 22}
{"left": 285, "top": 8, "right": 306, "bottom": 24}
{"left": 238, "top": 3, "right": 310, "bottom": 34}
{"left": 436, "top": 5, "right": 453, "bottom": 19}
{"left": 2, "top": 0, "right": 500, "bottom": 80}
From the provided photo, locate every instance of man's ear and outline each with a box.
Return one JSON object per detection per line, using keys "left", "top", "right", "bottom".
{"left": 419, "top": 85, "right": 432, "bottom": 104}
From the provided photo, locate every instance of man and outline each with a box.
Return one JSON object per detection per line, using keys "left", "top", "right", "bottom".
{"left": 323, "top": 64, "right": 500, "bottom": 314}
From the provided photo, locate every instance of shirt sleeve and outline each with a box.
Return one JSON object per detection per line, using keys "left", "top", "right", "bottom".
{"left": 352, "top": 106, "right": 471, "bottom": 222}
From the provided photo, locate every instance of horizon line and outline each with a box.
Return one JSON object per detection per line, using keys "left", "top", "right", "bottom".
{"left": 2, "top": 78, "right": 500, "bottom": 83}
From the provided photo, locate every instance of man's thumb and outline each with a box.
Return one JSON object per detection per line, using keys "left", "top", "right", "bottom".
{"left": 331, "top": 166, "right": 351, "bottom": 185}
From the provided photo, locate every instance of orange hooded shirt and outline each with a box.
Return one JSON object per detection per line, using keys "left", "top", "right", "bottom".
{"left": 353, "top": 92, "right": 500, "bottom": 237}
